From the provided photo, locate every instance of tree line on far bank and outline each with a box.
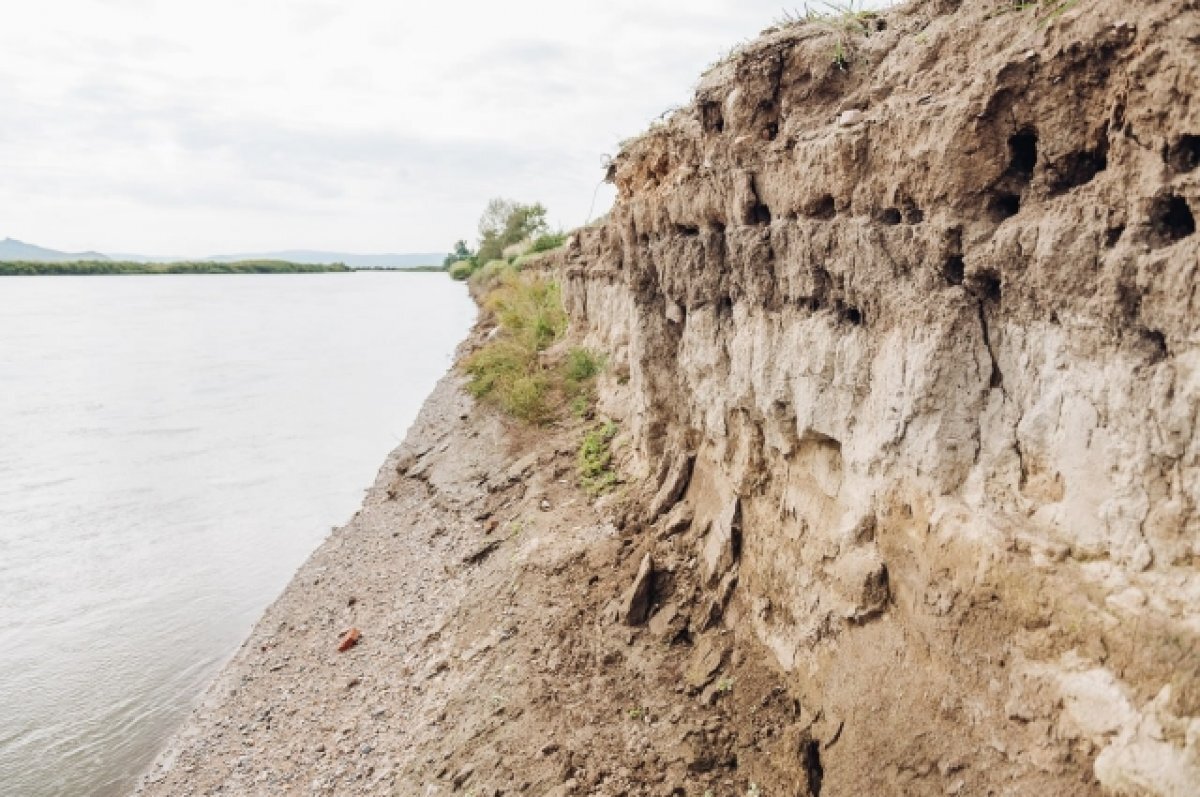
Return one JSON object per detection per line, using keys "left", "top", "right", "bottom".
{"left": 0, "top": 260, "right": 352, "bottom": 276}
{"left": 444, "top": 198, "right": 566, "bottom": 281}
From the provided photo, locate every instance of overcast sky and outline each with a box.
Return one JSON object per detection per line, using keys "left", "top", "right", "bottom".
{"left": 0, "top": 0, "right": 847, "bottom": 257}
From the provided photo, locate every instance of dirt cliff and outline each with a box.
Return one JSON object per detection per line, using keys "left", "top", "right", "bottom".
{"left": 556, "top": 0, "right": 1200, "bottom": 794}
{"left": 136, "top": 2, "right": 1198, "bottom": 796}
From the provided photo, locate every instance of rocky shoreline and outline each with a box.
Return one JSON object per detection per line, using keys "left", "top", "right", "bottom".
{"left": 134, "top": 363, "right": 501, "bottom": 795}
{"left": 133, "top": 323, "right": 810, "bottom": 797}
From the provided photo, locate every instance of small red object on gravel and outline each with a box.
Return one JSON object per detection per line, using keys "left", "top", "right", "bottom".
{"left": 337, "top": 627, "right": 361, "bottom": 652}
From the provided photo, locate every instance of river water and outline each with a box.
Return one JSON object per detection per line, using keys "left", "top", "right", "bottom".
{"left": 0, "top": 272, "right": 475, "bottom": 797}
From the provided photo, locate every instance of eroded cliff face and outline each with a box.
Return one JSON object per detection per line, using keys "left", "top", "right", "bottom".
{"left": 559, "top": 1, "right": 1200, "bottom": 793}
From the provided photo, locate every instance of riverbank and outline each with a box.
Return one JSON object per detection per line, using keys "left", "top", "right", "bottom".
{"left": 133, "top": 319, "right": 778, "bottom": 796}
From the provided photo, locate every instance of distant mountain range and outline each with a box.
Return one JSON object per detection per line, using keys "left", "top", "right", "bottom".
{"left": 0, "top": 238, "right": 110, "bottom": 262}
{"left": 0, "top": 238, "right": 445, "bottom": 269}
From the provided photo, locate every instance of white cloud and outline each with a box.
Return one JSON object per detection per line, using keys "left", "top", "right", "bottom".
{"left": 0, "top": 0, "right": 878, "bottom": 256}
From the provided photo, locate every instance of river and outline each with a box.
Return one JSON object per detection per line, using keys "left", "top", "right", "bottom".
{"left": 0, "top": 272, "right": 475, "bottom": 797}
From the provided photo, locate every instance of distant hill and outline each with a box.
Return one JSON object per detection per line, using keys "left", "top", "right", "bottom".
{"left": 206, "top": 251, "right": 446, "bottom": 269}
{"left": 0, "top": 239, "right": 445, "bottom": 269}
{"left": 0, "top": 238, "right": 109, "bottom": 262}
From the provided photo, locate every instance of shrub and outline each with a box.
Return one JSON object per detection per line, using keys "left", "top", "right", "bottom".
{"left": 529, "top": 233, "right": 567, "bottom": 254}
{"left": 470, "top": 258, "right": 515, "bottom": 290}
{"left": 463, "top": 339, "right": 528, "bottom": 397}
{"left": 570, "top": 394, "right": 593, "bottom": 418}
{"left": 464, "top": 341, "right": 556, "bottom": 423}
{"left": 564, "top": 347, "right": 604, "bottom": 382}
{"left": 463, "top": 273, "right": 607, "bottom": 425}
{"left": 578, "top": 421, "right": 619, "bottom": 495}
{"left": 563, "top": 347, "right": 606, "bottom": 418}
{"left": 463, "top": 274, "right": 567, "bottom": 423}
{"left": 485, "top": 274, "right": 567, "bottom": 352}
{"left": 502, "top": 374, "right": 553, "bottom": 421}
{"left": 448, "top": 260, "right": 475, "bottom": 280}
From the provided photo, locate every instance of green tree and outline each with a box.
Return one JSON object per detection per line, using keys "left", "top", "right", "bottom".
{"left": 443, "top": 239, "right": 474, "bottom": 268}
{"left": 475, "top": 198, "right": 549, "bottom": 264}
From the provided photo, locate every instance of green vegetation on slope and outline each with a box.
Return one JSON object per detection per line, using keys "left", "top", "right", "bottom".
{"left": 444, "top": 198, "right": 568, "bottom": 281}
{"left": 0, "top": 260, "right": 352, "bottom": 276}
{"left": 578, "top": 420, "right": 620, "bottom": 495}
{"left": 462, "top": 270, "right": 604, "bottom": 424}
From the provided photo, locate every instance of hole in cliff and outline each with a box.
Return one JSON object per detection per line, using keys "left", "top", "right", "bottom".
{"left": 807, "top": 194, "right": 837, "bottom": 220}
{"left": 700, "top": 101, "right": 725, "bottom": 135}
{"left": 904, "top": 205, "right": 925, "bottom": 224}
{"left": 877, "top": 207, "right": 903, "bottom": 225}
{"left": 841, "top": 306, "right": 863, "bottom": 325}
{"left": 988, "top": 192, "right": 1021, "bottom": 222}
{"left": 676, "top": 224, "right": 700, "bottom": 237}
{"left": 1137, "top": 327, "right": 1168, "bottom": 363}
{"left": 1166, "top": 134, "right": 1200, "bottom": 173}
{"left": 803, "top": 740, "right": 824, "bottom": 796}
{"left": 942, "top": 255, "right": 965, "bottom": 285}
{"left": 1008, "top": 129, "right": 1038, "bottom": 181}
{"left": 765, "top": 121, "right": 779, "bottom": 141}
{"left": 1048, "top": 148, "right": 1108, "bottom": 194}
{"left": 1148, "top": 193, "right": 1195, "bottom": 247}
{"left": 1104, "top": 225, "right": 1125, "bottom": 248}
{"left": 749, "top": 203, "right": 773, "bottom": 226}
{"left": 718, "top": 296, "right": 734, "bottom": 316}
{"left": 969, "top": 269, "right": 1002, "bottom": 304}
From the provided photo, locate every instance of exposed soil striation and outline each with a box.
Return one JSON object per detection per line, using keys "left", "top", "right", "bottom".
{"left": 138, "top": 2, "right": 1198, "bottom": 796}
{"left": 554, "top": 1, "right": 1200, "bottom": 794}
